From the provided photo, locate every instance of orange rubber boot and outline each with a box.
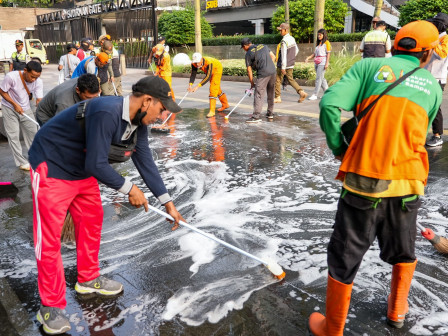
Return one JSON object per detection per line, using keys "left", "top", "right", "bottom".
{"left": 308, "top": 276, "right": 353, "bottom": 336}
{"left": 387, "top": 260, "right": 417, "bottom": 328}
{"left": 217, "top": 93, "right": 230, "bottom": 112}
{"left": 207, "top": 99, "right": 216, "bottom": 118}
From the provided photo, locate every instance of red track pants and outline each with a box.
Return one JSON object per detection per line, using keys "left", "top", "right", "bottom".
{"left": 31, "top": 162, "right": 103, "bottom": 308}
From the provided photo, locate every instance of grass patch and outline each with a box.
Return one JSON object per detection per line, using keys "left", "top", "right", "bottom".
{"left": 325, "top": 48, "right": 362, "bottom": 85}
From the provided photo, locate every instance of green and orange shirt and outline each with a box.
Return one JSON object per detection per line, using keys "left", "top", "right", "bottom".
{"left": 319, "top": 55, "right": 442, "bottom": 197}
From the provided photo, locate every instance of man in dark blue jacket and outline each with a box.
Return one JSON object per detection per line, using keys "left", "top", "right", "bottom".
{"left": 29, "top": 76, "right": 183, "bottom": 335}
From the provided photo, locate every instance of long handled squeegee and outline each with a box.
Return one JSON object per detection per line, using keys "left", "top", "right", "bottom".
{"left": 148, "top": 204, "right": 286, "bottom": 280}
{"left": 22, "top": 113, "right": 40, "bottom": 128}
{"left": 224, "top": 89, "right": 253, "bottom": 120}
{"left": 151, "top": 91, "right": 189, "bottom": 133}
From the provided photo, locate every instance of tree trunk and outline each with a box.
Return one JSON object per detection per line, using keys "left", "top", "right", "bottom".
{"left": 313, "top": 0, "right": 325, "bottom": 44}
{"left": 194, "top": 0, "right": 202, "bottom": 54}
{"left": 285, "top": 0, "right": 290, "bottom": 24}
{"left": 373, "top": 0, "right": 383, "bottom": 23}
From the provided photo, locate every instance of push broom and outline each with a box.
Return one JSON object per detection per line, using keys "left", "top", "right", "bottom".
{"left": 151, "top": 91, "right": 189, "bottom": 133}
{"left": 224, "top": 89, "right": 253, "bottom": 120}
{"left": 417, "top": 222, "right": 448, "bottom": 254}
{"left": 147, "top": 203, "right": 286, "bottom": 280}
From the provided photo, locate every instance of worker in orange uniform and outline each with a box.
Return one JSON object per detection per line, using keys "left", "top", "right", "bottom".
{"left": 152, "top": 44, "right": 175, "bottom": 101}
{"left": 188, "top": 52, "right": 229, "bottom": 118}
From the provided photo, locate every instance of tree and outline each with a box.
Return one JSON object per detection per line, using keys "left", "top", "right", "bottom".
{"left": 158, "top": 9, "right": 213, "bottom": 46}
{"left": 398, "top": 0, "right": 448, "bottom": 27}
{"left": 272, "top": 0, "right": 348, "bottom": 43}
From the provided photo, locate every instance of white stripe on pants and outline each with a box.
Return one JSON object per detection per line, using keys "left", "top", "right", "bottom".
{"left": 2, "top": 105, "right": 38, "bottom": 166}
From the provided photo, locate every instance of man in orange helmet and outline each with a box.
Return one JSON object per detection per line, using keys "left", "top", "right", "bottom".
{"left": 309, "top": 20, "right": 442, "bottom": 335}
{"left": 188, "top": 53, "right": 229, "bottom": 118}
{"left": 152, "top": 43, "right": 175, "bottom": 100}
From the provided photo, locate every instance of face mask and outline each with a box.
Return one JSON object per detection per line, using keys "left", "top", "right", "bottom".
{"left": 131, "top": 109, "right": 147, "bottom": 126}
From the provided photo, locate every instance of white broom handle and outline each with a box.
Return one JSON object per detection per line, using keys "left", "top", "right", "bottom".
{"left": 226, "top": 90, "right": 251, "bottom": 118}
{"left": 159, "top": 92, "right": 189, "bottom": 127}
{"left": 147, "top": 204, "right": 268, "bottom": 266}
{"left": 112, "top": 81, "right": 118, "bottom": 96}
{"left": 159, "top": 113, "right": 173, "bottom": 127}
{"left": 416, "top": 222, "right": 427, "bottom": 232}
{"left": 178, "top": 91, "right": 189, "bottom": 105}
{"left": 22, "top": 113, "right": 40, "bottom": 128}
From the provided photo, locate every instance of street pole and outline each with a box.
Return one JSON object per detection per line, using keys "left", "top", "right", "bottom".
{"left": 313, "top": 0, "right": 325, "bottom": 44}
{"left": 194, "top": 0, "right": 202, "bottom": 54}
{"left": 284, "top": 0, "right": 289, "bottom": 24}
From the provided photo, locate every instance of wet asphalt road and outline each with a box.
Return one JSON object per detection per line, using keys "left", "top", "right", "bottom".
{"left": 1, "top": 64, "right": 448, "bottom": 336}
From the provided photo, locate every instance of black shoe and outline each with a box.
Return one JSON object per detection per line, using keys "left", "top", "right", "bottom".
{"left": 246, "top": 117, "right": 261, "bottom": 123}
{"left": 266, "top": 114, "right": 274, "bottom": 120}
{"left": 426, "top": 135, "right": 443, "bottom": 147}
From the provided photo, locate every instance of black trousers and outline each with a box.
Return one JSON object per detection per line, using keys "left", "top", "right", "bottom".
{"left": 328, "top": 190, "right": 420, "bottom": 284}
{"left": 431, "top": 81, "right": 445, "bottom": 135}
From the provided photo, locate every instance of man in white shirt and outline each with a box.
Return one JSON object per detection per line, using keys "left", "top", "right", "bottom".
{"left": 58, "top": 44, "right": 80, "bottom": 82}
{"left": 274, "top": 23, "right": 307, "bottom": 103}
{"left": 0, "top": 61, "right": 43, "bottom": 171}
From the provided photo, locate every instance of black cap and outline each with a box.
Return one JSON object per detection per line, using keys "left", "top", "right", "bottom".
{"left": 433, "top": 12, "right": 448, "bottom": 26}
{"left": 132, "top": 76, "right": 182, "bottom": 113}
{"left": 241, "top": 37, "right": 252, "bottom": 48}
{"left": 66, "top": 43, "right": 77, "bottom": 51}
{"left": 15, "top": 39, "right": 23, "bottom": 45}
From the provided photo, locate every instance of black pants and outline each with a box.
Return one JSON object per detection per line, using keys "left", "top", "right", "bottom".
{"left": 431, "top": 82, "right": 445, "bottom": 135}
{"left": 328, "top": 190, "right": 420, "bottom": 284}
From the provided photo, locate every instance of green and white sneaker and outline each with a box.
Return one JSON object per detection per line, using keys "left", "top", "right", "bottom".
{"left": 36, "top": 306, "right": 71, "bottom": 335}
{"left": 75, "top": 275, "right": 123, "bottom": 295}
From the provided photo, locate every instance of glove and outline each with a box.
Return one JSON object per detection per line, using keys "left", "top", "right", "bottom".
{"left": 245, "top": 89, "right": 254, "bottom": 97}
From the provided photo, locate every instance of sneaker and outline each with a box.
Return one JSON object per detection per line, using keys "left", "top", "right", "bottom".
{"left": 19, "top": 163, "right": 30, "bottom": 171}
{"left": 36, "top": 306, "right": 71, "bottom": 335}
{"left": 274, "top": 97, "right": 281, "bottom": 103}
{"left": 298, "top": 90, "right": 308, "bottom": 103}
{"left": 308, "top": 94, "right": 318, "bottom": 101}
{"left": 246, "top": 117, "right": 262, "bottom": 123}
{"left": 75, "top": 275, "right": 123, "bottom": 295}
{"left": 426, "top": 135, "right": 443, "bottom": 147}
{"left": 266, "top": 113, "right": 274, "bottom": 120}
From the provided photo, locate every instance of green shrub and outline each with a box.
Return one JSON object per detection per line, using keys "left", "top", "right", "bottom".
{"left": 325, "top": 50, "right": 362, "bottom": 85}
{"left": 202, "top": 34, "right": 282, "bottom": 46}
{"left": 201, "top": 31, "right": 395, "bottom": 46}
{"left": 158, "top": 9, "right": 213, "bottom": 45}
{"left": 272, "top": 0, "right": 348, "bottom": 43}
{"left": 398, "top": 0, "right": 448, "bottom": 27}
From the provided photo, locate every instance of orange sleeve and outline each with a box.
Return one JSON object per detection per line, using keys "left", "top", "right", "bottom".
{"left": 434, "top": 35, "right": 448, "bottom": 58}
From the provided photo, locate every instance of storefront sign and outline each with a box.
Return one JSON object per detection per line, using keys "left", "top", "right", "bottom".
{"left": 37, "top": 0, "right": 153, "bottom": 23}
{"left": 206, "top": 0, "right": 232, "bottom": 10}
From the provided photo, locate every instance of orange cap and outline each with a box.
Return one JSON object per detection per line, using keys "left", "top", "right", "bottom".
{"left": 394, "top": 20, "right": 439, "bottom": 52}
{"left": 154, "top": 43, "right": 164, "bottom": 56}
{"left": 97, "top": 52, "right": 109, "bottom": 64}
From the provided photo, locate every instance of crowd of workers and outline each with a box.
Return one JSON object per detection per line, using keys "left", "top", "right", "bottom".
{"left": 0, "top": 12, "right": 447, "bottom": 336}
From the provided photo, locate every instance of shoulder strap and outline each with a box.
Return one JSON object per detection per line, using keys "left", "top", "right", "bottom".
{"left": 356, "top": 67, "right": 420, "bottom": 122}
{"left": 84, "top": 57, "right": 94, "bottom": 72}
{"left": 19, "top": 71, "right": 31, "bottom": 96}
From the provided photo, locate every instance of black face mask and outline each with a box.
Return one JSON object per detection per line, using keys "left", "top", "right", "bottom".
{"left": 132, "top": 109, "right": 147, "bottom": 126}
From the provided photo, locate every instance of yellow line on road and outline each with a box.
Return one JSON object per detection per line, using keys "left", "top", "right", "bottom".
{"left": 181, "top": 97, "right": 352, "bottom": 120}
